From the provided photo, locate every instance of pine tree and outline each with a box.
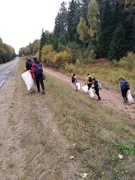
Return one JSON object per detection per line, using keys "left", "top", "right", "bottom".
{"left": 97, "top": 0, "right": 114, "bottom": 58}
{"left": 108, "top": 24, "right": 126, "bottom": 60}
{"left": 67, "top": 0, "right": 80, "bottom": 42}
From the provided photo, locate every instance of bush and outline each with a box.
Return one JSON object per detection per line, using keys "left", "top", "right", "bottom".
{"left": 53, "top": 49, "right": 72, "bottom": 69}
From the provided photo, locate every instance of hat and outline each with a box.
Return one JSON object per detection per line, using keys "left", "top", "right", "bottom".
{"left": 26, "top": 56, "right": 29, "bottom": 60}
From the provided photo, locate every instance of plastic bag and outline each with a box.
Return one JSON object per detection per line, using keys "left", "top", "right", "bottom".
{"left": 82, "top": 85, "right": 88, "bottom": 92}
{"left": 127, "top": 90, "right": 134, "bottom": 104}
{"left": 21, "top": 71, "right": 34, "bottom": 92}
{"left": 89, "top": 88, "right": 95, "bottom": 98}
{"left": 98, "top": 82, "right": 102, "bottom": 90}
{"left": 76, "top": 82, "right": 80, "bottom": 90}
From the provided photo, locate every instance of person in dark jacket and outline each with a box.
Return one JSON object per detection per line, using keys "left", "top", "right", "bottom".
{"left": 33, "top": 56, "right": 40, "bottom": 64}
{"left": 25, "top": 56, "right": 33, "bottom": 70}
{"left": 119, "top": 78, "right": 129, "bottom": 102}
{"left": 93, "top": 77, "right": 101, "bottom": 100}
{"left": 34, "top": 60, "right": 45, "bottom": 95}
{"left": 71, "top": 73, "right": 78, "bottom": 91}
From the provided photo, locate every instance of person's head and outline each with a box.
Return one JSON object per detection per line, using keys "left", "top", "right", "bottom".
{"left": 93, "top": 77, "right": 95, "bottom": 81}
{"left": 73, "top": 73, "right": 75, "bottom": 76}
{"left": 26, "top": 56, "right": 29, "bottom": 61}
{"left": 87, "top": 73, "right": 90, "bottom": 76}
{"left": 33, "top": 56, "right": 37, "bottom": 61}
{"left": 119, "top": 78, "right": 124, "bottom": 81}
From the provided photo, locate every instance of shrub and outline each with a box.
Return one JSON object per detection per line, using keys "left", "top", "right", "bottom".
{"left": 53, "top": 49, "right": 72, "bottom": 69}
{"left": 41, "top": 45, "right": 56, "bottom": 66}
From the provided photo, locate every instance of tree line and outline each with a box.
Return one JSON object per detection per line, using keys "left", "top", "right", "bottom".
{"left": 0, "top": 38, "right": 16, "bottom": 64}
{"left": 19, "top": 0, "right": 135, "bottom": 64}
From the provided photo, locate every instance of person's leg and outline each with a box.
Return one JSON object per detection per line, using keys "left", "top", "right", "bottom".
{"left": 95, "top": 88, "right": 101, "bottom": 100}
{"left": 88, "top": 84, "right": 91, "bottom": 90}
{"left": 36, "top": 76, "right": 40, "bottom": 92}
{"left": 39, "top": 75, "right": 45, "bottom": 94}
{"left": 121, "top": 89, "right": 127, "bottom": 102}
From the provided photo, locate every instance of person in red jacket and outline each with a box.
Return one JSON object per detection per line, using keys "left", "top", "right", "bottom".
{"left": 30, "top": 63, "right": 36, "bottom": 79}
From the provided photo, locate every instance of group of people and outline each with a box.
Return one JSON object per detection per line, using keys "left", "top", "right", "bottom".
{"left": 72, "top": 74, "right": 133, "bottom": 103}
{"left": 25, "top": 56, "right": 45, "bottom": 95}
{"left": 71, "top": 73, "right": 101, "bottom": 100}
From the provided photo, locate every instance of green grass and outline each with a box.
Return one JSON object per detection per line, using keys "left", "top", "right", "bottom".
{"left": 43, "top": 74, "right": 135, "bottom": 179}
{"left": 19, "top": 57, "right": 135, "bottom": 179}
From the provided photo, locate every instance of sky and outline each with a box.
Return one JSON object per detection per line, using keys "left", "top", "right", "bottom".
{"left": 0, "top": 0, "right": 69, "bottom": 54}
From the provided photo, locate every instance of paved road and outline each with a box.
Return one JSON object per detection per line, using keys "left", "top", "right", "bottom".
{"left": 0, "top": 57, "right": 19, "bottom": 89}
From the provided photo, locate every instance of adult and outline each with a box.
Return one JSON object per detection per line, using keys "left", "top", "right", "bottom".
{"left": 85, "top": 73, "right": 93, "bottom": 90}
{"left": 93, "top": 77, "right": 101, "bottom": 100}
{"left": 33, "top": 56, "right": 40, "bottom": 64}
{"left": 25, "top": 56, "right": 33, "bottom": 70}
{"left": 71, "top": 74, "right": 78, "bottom": 91}
{"left": 34, "top": 58, "right": 45, "bottom": 95}
{"left": 119, "top": 78, "right": 129, "bottom": 102}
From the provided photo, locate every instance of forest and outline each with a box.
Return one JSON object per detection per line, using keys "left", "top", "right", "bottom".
{"left": 0, "top": 1, "right": 135, "bottom": 65}
{"left": 0, "top": 38, "right": 16, "bottom": 64}
{"left": 7, "top": 0, "right": 132, "bottom": 68}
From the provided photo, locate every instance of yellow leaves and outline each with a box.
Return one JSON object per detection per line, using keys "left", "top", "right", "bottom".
{"left": 88, "top": 28, "right": 95, "bottom": 38}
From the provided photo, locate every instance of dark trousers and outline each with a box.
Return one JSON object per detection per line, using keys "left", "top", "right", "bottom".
{"left": 87, "top": 84, "right": 91, "bottom": 90}
{"left": 35, "top": 74, "right": 45, "bottom": 92}
{"left": 121, "top": 89, "right": 128, "bottom": 101}
{"left": 95, "top": 87, "right": 101, "bottom": 100}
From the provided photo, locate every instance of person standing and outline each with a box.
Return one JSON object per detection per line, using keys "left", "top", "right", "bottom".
{"left": 25, "top": 56, "right": 33, "bottom": 70}
{"left": 35, "top": 60, "right": 45, "bottom": 95}
{"left": 85, "top": 73, "right": 93, "bottom": 90}
{"left": 93, "top": 77, "right": 101, "bottom": 100}
{"left": 71, "top": 74, "right": 78, "bottom": 91}
{"left": 119, "top": 78, "right": 129, "bottom": 102}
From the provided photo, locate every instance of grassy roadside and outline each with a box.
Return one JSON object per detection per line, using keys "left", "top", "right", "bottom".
{"left": 20, "top": 58, "right": 135, "bottom": 179}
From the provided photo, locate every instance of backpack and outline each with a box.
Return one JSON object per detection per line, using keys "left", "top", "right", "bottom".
{"left": 125, "top": 81, "right": 130, "bottom": 90}
{"left": 97, "top": 82, "right": 102, "bottom": 90}
{"left": 89, "top": 76, "right": 93, "bottom": 83}
{"left": 36, "top": 64, "right": 43, "bottom": 74}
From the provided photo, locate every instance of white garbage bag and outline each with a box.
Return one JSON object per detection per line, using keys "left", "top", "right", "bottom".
{"left": 89, "top": 88, "right": 95, "bottom": 98}
{"left": 127, "top": 90, "right": 134, "bottom": 104}
{"left": 21, "top": 71, "right": 34, "bottom": 92}
{"left": 76, "top": 82, "right": 80, "bottom": 90}
{"left": 82, "top": 85, "right": 88, "bottom": 92}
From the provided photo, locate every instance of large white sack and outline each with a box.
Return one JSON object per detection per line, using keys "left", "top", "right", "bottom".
{"left": 21, "top": 71, "right": 34, "bottom": 92}
{"left": 89, "top": 88, "right": 95, "bottom": 98}
{"left": 127, "top": 90, "right": 134, "bottom": 104}
{"left": 82, "top": 85, "right": 88, "bottom": 92}
{"left": 76, "top": 82, "right": 80, "bottom": 90}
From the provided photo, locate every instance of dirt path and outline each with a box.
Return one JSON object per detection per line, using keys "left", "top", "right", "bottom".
{"left": 44, "top": 67, "right": 135, "bottom": 121}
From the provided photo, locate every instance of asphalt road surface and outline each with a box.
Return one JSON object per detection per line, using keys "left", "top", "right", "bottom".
{"left": 0, "top": 57, "right": 19, "bottom": 89}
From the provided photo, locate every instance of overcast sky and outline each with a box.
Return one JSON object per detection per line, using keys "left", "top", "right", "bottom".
{"left": 0, "top": 0, "right": 69, "bottom": 54}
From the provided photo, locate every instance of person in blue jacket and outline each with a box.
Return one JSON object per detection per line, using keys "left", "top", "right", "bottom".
{"left": 119, "top": 78, "right": 129, "bottom": 102}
